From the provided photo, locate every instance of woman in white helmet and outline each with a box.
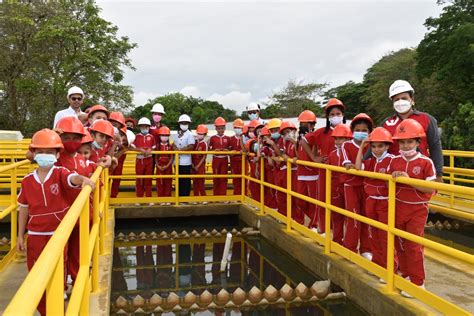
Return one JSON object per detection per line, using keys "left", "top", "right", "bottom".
{"left": 381, "top": 80, "right": 443, "bottom": 181}
{"left": 149, "top": 103, "right": 166, "bottom": 142}
{"left": 173, "top": 114, "right": 195, "bottom": 197}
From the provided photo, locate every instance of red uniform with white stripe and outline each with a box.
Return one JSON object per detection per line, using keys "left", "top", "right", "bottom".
{"left": 327, "top": 147, "right": 346, "bottom": 244}
{"left": 362, "top": 152, "right": 395, "bottom": 268}
{"left": 340, "top": 140, "right": 371, "bottom": 254}
{"left": 18, "top": 166, "right": 79, "bottom": 316}
{"left": 133, "top": 133, "right": 155, "bottom": 197}
{"left": 305, "top": 127, "right": 335, "bottom": 232}
{"left": 155, "top": 142, "right": 173, "bottom": 197}
{"left": 261, "top": 145, "right": 277, "bottom": 209}
{"left": 209, "top": 135, "right": 230, "bottom": 196}
{"left": 192, "top": 140, "right": 208, "bottom": 197}
{"left": 387, "top": 153, "right": 436, "bottom": 285}
{"left": 275, "top": 137, "right": 287, "bottom": 216}
{"left": 296, "top": 136, "right": 318, "bottom": 228}
{"left": 229, "top": 135, "right": 242, "bottom": 195}
{"left": 111, "top": 152, "right": 126, "bottom": 198}
{"left": 279, "top": 139, "right": 303, "bottom": 223}
{"left": 89, "top": 145, "right": 107, "bottom": 163}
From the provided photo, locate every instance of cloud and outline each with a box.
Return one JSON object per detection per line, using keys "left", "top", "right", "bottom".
{"left": 133, "top": 91, "right": 159, "bottom": 107}
{"left": 207, "top": 91, "right": 252, "bottom": 114}
{"left": 179, "top": 86, "right": 201, "bottom": 98}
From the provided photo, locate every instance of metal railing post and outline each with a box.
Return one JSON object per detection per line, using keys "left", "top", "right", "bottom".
{"left": 449, "top": 154, "right": 455, "bottom": 207}
{"left": 286, "top": 160, "right": 292, "bottom": 231}
{"left": 46, "top": 252, "right": 64, "bottom": 315}
{"left": 240, "top": 152, "right": 246, "bottom": 203}
{"left": 175, "top": 153, "right": 180, "bottom": 205}
{"left": 10, "top": 166, "right": 17, "bottom": 251}
{"left": 386, "top": 179, "right": 396, "bottom": 292}
{"left": 324, "top": 169, "right": 332, "bottom": 255}
{"left": 259, "top": 156, "right": 264, "bottom": 215}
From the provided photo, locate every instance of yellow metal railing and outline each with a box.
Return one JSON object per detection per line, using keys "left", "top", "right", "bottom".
{"left": 3, "top": 166, "right": 108, "bottom": 315}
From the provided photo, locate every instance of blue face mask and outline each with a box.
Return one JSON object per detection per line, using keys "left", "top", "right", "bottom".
{"left": 92, "top": 141, "right": 102, "bottom": 149}
{"left": 141, "top": 129, "right": 149, "bottom": 135}
{"left": 271, "top": 132, "right": 280, "bottom": 140}
{"left": 35, "top": 153, "right": 57, "bottom": 168}
{"left": 353, "top": 131, "right": 368, "bottom": 141}
{"left": 252, "top": 142, "right": 260, "bottom": 152}
{"left": 249, "top": 113, "right": 258, "bottom": 121}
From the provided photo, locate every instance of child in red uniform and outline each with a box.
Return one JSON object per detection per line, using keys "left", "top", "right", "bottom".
{"left": 229, "top": 119, "right": 244, "bottom": 196}
{"left": 78, "top": 131, "right": 98, "bottom": 177}
{"left": 327, "top": 124, "right": 353, "bottom": 244}
{"left": 258, "top": 126, "right": 278, "bottom": 209}
{"left": 89, "top": 119, "right": 115, "bottom": 163}
{"left": 266, "top": 119, "right": 284, "bottom": 212}
{"left": 304, "top": 98, "right": 347, "bottom": 234}
{"left": 209, "top": 117, "right": 230, "bottom": 196}
{"left": 297, "top": 110, "right": 324, "bottom": 230}
{"left": 132, "top": 117, "right": 155, "bottom": 201}
{"left": 355, "top": 127, "right": 395, "bottom": 268}
{"left": 17, "top": 129, "right": 94, "bottom": 316}
{"left": 193, "top": 125, "right": 209, "bottom": 199}
{"left": 341, "top": 113, "right": 373, "bottom": 259}
{"left": 155, "top": 126, "right": 174, "bottom": 203}
{"left": 111, "top": 127, "right": 134, "bottom": 198}
{"left": 245, "top": 120, "right": 264, "bottom": 202}
{"left": 387, "top": 119, "right": 436, "bottom": 296}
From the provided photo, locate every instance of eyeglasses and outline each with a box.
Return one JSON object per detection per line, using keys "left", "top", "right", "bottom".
{"left": 70, "top": 97, "right": 82, "bottom": 101}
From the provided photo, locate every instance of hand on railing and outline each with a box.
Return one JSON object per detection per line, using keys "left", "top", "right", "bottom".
{"left": 80, "top": 176, "right": 96, "bottom": 191}
{"left": 391, "top": 171, "right": 409, "bottom": 178}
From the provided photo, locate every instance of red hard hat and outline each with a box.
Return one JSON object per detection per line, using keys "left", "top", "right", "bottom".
{"left": 279, "top": 121, "right": 296, "bottom": 133}
{"left": 157, "top": 126, "right": 171, "bottom": 135}
{"left": 109, "top": 112, "right": 126, "bottom": 127}
{"left": 248, "top": 119, "right": 264, "bottom": 129}
{"left": 325, "top": 98, "right": 346, "bottom": 112}
{"left": 214, "top": 117, "right": 226, "bottom": 126}
{"left": 331, "top": 124, "right": 353, "bottom": 138}
{"left": 298, "top": 110, "right": 317, "bottom": 123}
{"left": 87, "top": 104, "right": 110, "bottom": 118}
{"left": 30, "top": 129, "right": 64, "bottom": 149}
{"left": 82, "top": 130, "right": 93, "bottom": 144}
{"left": 196, "top": 124, "right": 208, "bottom": 134}
{"left": 350, "top": 113, "right": 374, "bottom": 129}
{"left": 56, "top": 117, "right": 86, "bottom": 136}
{"left": 125, "top": 117, "right": 136, "bottom": 126}
{"left": 90, "top": 120, "right": 114, "bottom": 138}
{"left": 392, "top": 119, "right": 426, "bottom": 140}
{"left": 368, "top": 127, "right": 393, "bottom": 143}
{"left": 260, "top": 126, "right": 271, "bottom": 136}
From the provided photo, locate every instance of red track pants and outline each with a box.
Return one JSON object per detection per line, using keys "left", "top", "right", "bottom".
{"left": 193, "top": 165, "right": 206, "bottom": 196}
{"left": 343, "top": 185, "right": 372, "bottom": 254}
{"left": 230, "top": 158, "right": 242, "bottom": 195}
{"left": 110, "top": 154, "right": 126, "bottom": 198}
{"left": 331, "top": 183, "right": 346, "bottom": 244}
{"left": 296, "top": 179, "right": 318, "bottom": 228}
{"left": 135, "top": 157, "right": 153, "bottom": 197}
{"left": 212, "top": 157, "right": 228, "bottom": 195}
{"left": 317, "top": 169, "right": 326, "bottom": 233}
{"left": 156, "top": 164, "right": 172, "bottom": 197}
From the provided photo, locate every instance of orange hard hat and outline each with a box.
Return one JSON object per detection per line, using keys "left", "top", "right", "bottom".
{"left": 392, "top": 119, "right": 426, "bottom": 140}
{"left": 248, "top": 119, "right": 264, "bottom": 129}
{"left": 82, "top": 130, "right": 93, "bottom": 144}
{"left": 90, "top": 119, "right": 114, "bottom": 138}
{"left": 325, "top": 98, "right": 346, "bottom": 112}
{"left": 279, "top": 121, "right": 296, "bottom": 133}
{"left": 56, "top": 116, "right": 86, "bottom": 136}
{"left": 245, "top": 138, "right": 257, "bottom": 152}
{"left": 331, "top": 124, "right": 353, "bottom": 138}
{"left": 109, "top": 112, "right": 126, "bottom": 127}
{"left": 214, "top": 117, "right": 226, "bottom": 126}
{"left": 196, "top": 124, "right": 208, "bottom": 134}
{"left": 30, "top": 129, "right": 64, "bottom": 149}
{"left": 233, "top": 118, "right": 244, "bottom": 128}
{"left": 298, "top": 110, "right": 317, "bottom": 123}
{"left": 157, "top": 126, "right": 171, "bottom": 136}
{"left": 260, "top": 126, "right": 271, "bottom": 136}
{"left": 242, "top": 125, "right": 249, "bottom": 134}
{"left": 120, "top": 126, "right": 127, "bottom": 135}
{"left": 87, "top": 104, "right": 110, "bottom": 118}
{"left": 125, "top": 117, "right": 136, "bottom": 125}
{"left": 368, "top": 127, "right": 393, "bottom": 143}
{"left": 350, "top": 113, "right": 374, "bottom": 130}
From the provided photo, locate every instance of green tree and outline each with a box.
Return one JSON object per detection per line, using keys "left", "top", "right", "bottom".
{"left": 0, "top": 1, "right": 136, "bottom": 135}
{"left": 324, "top": 81, "right": 368, "bottom": 118}
{"left": 262, "top": 79, "right": 327, "bottom": 118}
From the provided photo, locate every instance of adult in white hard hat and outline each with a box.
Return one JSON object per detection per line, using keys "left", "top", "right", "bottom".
{"left": 382, "top": 79, "right": 443, "bottom": 181}
{"left": 149, "top": 103, "right": 166, "bottom": 141}
{"left": 173, "top": 114, "right": 195, "bottom": 197}
{"left": 53, "top": 86, "right": 86, "bottom": 128}
{"left": 246, "top": 103, "right": 266, "bottom": 125}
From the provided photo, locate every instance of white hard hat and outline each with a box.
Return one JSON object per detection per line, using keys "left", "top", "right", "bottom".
{"left": 178, "top": 114, "right": 191, "bottom": 123}
{"left": 126, "top": 129, "right": 136, "bottom": 145}
{"left": 246, "top": 103, "right": 260, "bottom": 112}
{"left": 67, "top": 86, "right": 84, "bottom": 98}
{"left": 389, "top": 80, "right": 414, "bottom": 99}
{"left": 138, "top": 117, "right": 151, "bottom": 126}
{"left": 151, "top": 103, "right": 166, "bottom": 114}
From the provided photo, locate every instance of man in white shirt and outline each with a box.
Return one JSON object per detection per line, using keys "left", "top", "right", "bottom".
{"left": 173, "top": 114, "right": 195, "bottom": 197}
{"left": 53, "top": 86, "right": 86, "bottom": 128}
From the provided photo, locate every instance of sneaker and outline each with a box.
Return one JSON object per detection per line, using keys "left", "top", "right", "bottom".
{"left": 361, "top": 252, "right": 373, "bottom": 261}
{"left": 401, "top": 284, "right": 425, "bottom": 298}
{"left": 379, "top": 278, "right": 386, "bottom": 284}
{"left": 310, "top": 227, "right": 319, "bottom": 233}
{"left": 64, "top": 292, "right": 68, "bottom": 300}
{"left": 319, "top": 232, "right": 326, "bottom": 238}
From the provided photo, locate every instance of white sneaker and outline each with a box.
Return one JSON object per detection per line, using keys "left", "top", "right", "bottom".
{"left": 361, "top": 252, "right": 373, "bottom": 261}
{"left": 64, "top": 292, "right": 68, "bottom": 300}
{"left": 319, "top": 232, "right": 326, "bottom": 238}
{"left": 310, "top": 227, "right": 319, "bottom": 233}
{"left": 379, "top": 278, "right": 386, "bottom": 284}
{"left": 401, "top": 284, "right": 425, "bottom": 298}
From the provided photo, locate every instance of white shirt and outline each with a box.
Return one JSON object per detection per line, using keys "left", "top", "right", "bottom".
{"left": 173, "top": 130, "right": 195, "bottom": 166}
{"left": 53, "top": 106, "right": 84, "bottom": 128}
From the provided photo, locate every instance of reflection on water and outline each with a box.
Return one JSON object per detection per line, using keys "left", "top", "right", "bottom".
{"left": 111, "top": 234, "right": 367, "bottom": 315}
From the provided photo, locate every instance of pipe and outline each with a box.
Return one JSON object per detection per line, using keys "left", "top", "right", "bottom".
{"left": 220, "top": 233, "right": 233, "bottom": 272}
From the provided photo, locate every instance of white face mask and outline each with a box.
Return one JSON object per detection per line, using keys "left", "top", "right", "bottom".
{"left": 234, "top": 128, "right": 242, "bottom": 136}
{"left": 399, "top": 148, "right": 417, "bottom": 158}
{"left": 180, "top": 124, "right": 189, "bottom": 131}
{"left": 160, "top": 136, "right": 169, "bottom": 142}
{"left": 393, "top": 99, "right": 412, "bottom": 114}
{"left": 196, "top": 134, "right": 205, "bottom": 141}
{"left": 284, "top": 130, "right": 297, "bottom": 141}
{"left": 329, "top": 116, "right": 343, "bottom": 126}
{"left": 248, "top": 132, "right": 255, "bottom": 138}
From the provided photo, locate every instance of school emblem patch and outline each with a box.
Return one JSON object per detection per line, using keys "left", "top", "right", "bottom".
{"left": 50, "top": 183, "right": 59, "bottom": 195}
{"left": 79, "top": 160, "right": 86, "bottom": 168}
{"left": 412, "top": 166, "right": 421, "bottom": 175}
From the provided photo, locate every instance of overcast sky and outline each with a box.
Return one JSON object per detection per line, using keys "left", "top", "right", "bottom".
{"left": 97, "top": 1, "right": 443, "bottom": 114}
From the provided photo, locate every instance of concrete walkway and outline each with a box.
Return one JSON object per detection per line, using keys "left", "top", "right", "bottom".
{"left": 0, "top": 256, "right": 28, "bottom": 314}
